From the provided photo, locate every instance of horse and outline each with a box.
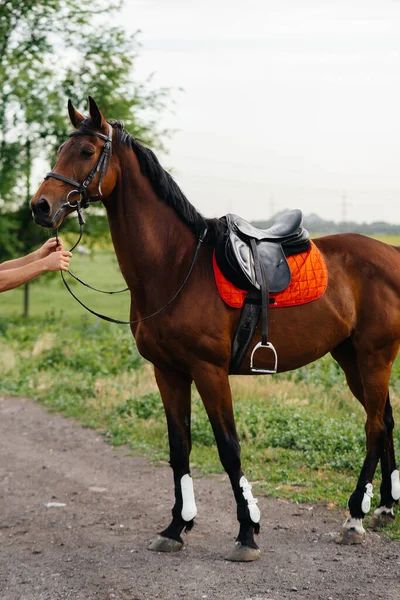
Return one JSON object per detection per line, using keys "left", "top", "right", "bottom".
{"left": 30, "top": 97, "right": 400, "bottom": 561}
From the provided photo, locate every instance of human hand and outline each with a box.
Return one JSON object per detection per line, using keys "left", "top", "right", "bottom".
{"left": 36, "top": 237, "right": 65, "bottom": 259}
{"left": 42, "top": 250, "right": 72, "bottom": 272}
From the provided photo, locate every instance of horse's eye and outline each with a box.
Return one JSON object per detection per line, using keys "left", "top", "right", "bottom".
{"left": 81, "top": 147, "right": 95, "bottom": 157}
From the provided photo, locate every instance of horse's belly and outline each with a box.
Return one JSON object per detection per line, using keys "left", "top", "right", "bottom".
{"left": 237, "top": 285, "right": 354, "bottom": 375}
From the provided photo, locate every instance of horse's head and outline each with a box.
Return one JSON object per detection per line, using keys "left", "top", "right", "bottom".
{"left": 31, "top": 97, "right": 118, "bottom": 228}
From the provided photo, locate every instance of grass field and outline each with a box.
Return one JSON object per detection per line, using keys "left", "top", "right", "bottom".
{"left": 1, "top": 238, "right": 400, "bottom": 539}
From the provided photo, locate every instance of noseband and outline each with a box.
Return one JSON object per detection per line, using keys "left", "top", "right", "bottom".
{"left": 44, "top": 123, "right": 113, "bottom": 214}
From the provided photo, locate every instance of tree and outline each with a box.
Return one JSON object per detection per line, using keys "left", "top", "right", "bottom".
{"left": 0, "top": 0, "right": 170, "bottom": 314}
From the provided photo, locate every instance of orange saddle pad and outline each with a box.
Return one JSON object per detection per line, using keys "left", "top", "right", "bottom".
{"left": 213, "top": 240, "right": 328, "bottom": 309}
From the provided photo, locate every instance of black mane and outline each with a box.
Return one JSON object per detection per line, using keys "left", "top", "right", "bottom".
{"left": 79, "top": 118, "right": 226, "bottom": 245}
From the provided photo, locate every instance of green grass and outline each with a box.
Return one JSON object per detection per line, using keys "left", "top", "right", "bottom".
{"left": 370, "top": 234, "right": 400, "bottom": 246}
{"left": 1, "top": 315, "right": 400, "bottom": 539}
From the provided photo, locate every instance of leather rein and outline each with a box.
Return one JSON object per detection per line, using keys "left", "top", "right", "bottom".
{"left": 46, "top": 124, "right": 207, "bottom": 325}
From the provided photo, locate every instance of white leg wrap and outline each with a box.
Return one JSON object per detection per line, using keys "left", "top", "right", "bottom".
{"left": 343, "top": 516, "right": 365, "bottom": 535}
{"left": 239, "top": 476, "right": 260, "bottom": 524}
{"left": 361, "top": 483, "right": 373, "bottom": 514}
{"left": 391, "top": 470, "right": 400, "bottom": 501}
{"left": 373, "top": 506, "right": 395, "bottom": 518}
{"left": 180, "top": 474, "right": 197, "bottom": 522}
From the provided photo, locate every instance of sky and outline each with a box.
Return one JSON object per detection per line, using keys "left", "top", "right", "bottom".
{"left": 118, "top": 1, "right": 400, "bottom": 224}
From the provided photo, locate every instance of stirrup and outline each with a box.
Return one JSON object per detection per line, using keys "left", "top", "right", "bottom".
{"left": 250, "top": 341, "right": 278, "bottom": 374}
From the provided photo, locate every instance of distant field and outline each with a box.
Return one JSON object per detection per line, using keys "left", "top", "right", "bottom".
{"left": 370, "top": 234, "right": 400, "bottom": 246}
{"left": 311, "top": 233, "right": 400, "bottom": 245}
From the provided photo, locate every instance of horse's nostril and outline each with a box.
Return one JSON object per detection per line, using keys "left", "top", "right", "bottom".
{"left": 36, "top": 197, "right": 51, "bottom": 216}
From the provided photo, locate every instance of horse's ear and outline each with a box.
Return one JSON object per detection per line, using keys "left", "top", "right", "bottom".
{"left": 68, "top": 99, "right": 84, "bottom": 129}
{"left": 88, "top": 96, "right": 107, "bottom": 131}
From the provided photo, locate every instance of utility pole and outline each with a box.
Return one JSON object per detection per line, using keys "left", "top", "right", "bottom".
{"left": 341, "top": 189, "right": 348, "bottom": 223}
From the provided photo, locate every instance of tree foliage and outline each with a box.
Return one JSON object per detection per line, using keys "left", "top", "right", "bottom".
{"left": 0, "top": 0, "right": 170, "bottom": 315}
{"left": 0, "top": 0, "right": 169, "bottom": 218}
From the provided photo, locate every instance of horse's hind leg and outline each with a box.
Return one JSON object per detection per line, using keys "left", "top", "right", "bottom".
{"left": 332, "top": 341, "right": 399, "bottom": 541}
{"left": 148, "top": 368, "right": 195, "bottom": 553}
{"left": 371, "top": 393, "right": 399, "bottom": 529}
{"left": 334, "top": 343, "right": 398, "bottom": 543}
{"left": 193, "top": 363, "right": 261, "bottom": 562}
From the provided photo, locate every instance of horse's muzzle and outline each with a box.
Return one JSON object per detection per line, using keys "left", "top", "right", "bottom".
{"left": 30, "top": 197, "right": 62, "bottom": 229}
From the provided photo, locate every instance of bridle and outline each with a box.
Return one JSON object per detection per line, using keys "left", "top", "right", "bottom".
{"left": 44, "top": 123, "right": 207, "bottom": 325}
{"left": 45, "top": 123, "right": 113, "bottom": 217}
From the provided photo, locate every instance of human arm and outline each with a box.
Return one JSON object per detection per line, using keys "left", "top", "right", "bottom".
{"left": 0, "top": 250, "right": 72, "bottom": 292}
{"left": 0, "top": 238, "right": 64, "bottom": 272}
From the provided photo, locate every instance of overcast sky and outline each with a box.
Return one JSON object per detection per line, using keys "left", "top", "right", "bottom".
{"left": 116, "top": 1, "right": 400, "bottom": 224}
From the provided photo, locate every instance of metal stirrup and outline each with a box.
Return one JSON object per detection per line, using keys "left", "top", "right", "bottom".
{"left": 250, "top": 341, "right": 278, "bottom": 374}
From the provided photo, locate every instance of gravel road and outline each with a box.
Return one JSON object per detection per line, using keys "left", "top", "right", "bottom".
{"left": 0, "top": 395, "right": 399, "bottom": 600}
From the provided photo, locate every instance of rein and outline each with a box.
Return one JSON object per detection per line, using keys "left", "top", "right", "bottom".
{"left": 49, "top": 123, "right": 208, "bottom": 324}
{"left": 56, "top": 215, "right": 129, "bottom": 295}
{"left": 58, "top": 218, "right": 207, "bottom": 325}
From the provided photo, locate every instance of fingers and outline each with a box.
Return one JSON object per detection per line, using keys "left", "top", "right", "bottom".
{"left": 39, "top": 237, "right": 65, "bottom": 259}
{"left": 45, "top": 237, "right": 65, "bottom": 247}
{"left": 60, "top": 260, "right": 70, "bottom": 271}
{"left": 59, "top": 251, "right": 72, "bottom": 271}
{"left": 43, "top": 250, "right": 72, "bottom": 272}
{"left": 38, "top": 238, "right": 57, "bottom": 258}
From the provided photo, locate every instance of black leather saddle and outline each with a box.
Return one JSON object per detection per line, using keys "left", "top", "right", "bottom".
{"left": 216, "top": 209, "right": 310, "bottom": 375}
{"left": 216, "top": 209, "right": 310, "bottom": 294}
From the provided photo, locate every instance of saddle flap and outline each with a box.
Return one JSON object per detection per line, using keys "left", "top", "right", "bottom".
{"left": 228, "top": 231, "right": 291, "bottom": 293}
{"left": 215, "top": 209, "right": 311, "bottom": 296}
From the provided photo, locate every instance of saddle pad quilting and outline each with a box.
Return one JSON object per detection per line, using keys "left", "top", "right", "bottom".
{"left": 213, "top": 241, "right": 328, "bottom": 309}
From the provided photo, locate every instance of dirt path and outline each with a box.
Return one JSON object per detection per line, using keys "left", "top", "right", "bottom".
{"left": 0, "top": 395, "right": 399, "bottom": 600}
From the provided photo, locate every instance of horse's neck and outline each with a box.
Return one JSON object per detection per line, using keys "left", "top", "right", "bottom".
{"left": 104, "top": 150, "right": 195, "bottom": 310}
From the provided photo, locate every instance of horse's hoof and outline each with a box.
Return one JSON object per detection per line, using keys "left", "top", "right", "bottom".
{"left": 225, "top": 542, "right": 261, "bottom": 562}
{"left": 336, "top": 528, "right": 366, "bottom": 545}
{"left": 370, "top": 511, "right": 395, "bottom": 530}
{"left": 148, "top": 535, "right": 183, "bottom": 553}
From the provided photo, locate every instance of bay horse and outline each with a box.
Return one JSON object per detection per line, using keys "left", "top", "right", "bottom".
{"left": 31, "top": 97, "right": 399, "bottom": 561}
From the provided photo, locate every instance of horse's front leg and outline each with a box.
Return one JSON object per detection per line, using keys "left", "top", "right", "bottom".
{"left": 193, "top": 362, "right": 261, "bottom": 562}
{"left": 148, "top": 368, "right": 196, "bottom": 553}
